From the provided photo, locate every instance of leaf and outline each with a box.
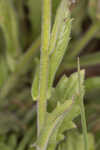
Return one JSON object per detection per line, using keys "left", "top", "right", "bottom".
{"left": 61, "top": 70, "right": 84, "bottom": 101}
{"left": 48, "top": 0, "right": 67, "bottom": 55}
{"left": 76, "top": 133, "right": 95, "bottom": 150}
{"left": 58, "top": 131, "right": 95, "bottom": 150}
{"left": 71, "top": 0, "right": 87, "bottom": 36}
{"left": 48, "top": 4, "right": 72, "bottom": 93}
{"left": 58, "top": 121, "right": 76, "bottom": 136}
{"left": 31, "top": 64, "right": 39, "bottom": 101}
{"left": 88, "top": 0, "right": 100, "bottom": 38}
{"left": 0, "top": 57, "right": 9, "bottom": 88}
{"left": 37, "top": 68, "right": 85, "bottom": 150}
{"left": 7, "top": 134, "right": 17, "bottom": 149}
{"left": 0, "top": 0, "right": 21, "bottom": 71}
{"left": 47, "top": 121, "right": 76, "bottom": 150}
{"left": 88, "top": 0, "right": 98, "bottom": 21}
{"left": 17, "top": 127, "right": 34, "bottom": 150}
{"left": 34, "top": 99, "right": 73, "bottom": 150}
{"left": 27, "top": 0, "right": 41, "bottom": 38}
{"left": 48, "top": 70, "right": 85, "bottom": 111}
{"left": 0, "top": 142, "right": 12, "bottom": 150}
{"left": 46, "top": 69, "right": 85, "bottom": 150}
{"left": 48, "top": 97, "right": 82, "bottom": 150}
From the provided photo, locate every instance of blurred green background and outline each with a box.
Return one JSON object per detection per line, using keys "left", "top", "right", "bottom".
{"left": 0, "top": 0, "right": 100, "bottom": 149}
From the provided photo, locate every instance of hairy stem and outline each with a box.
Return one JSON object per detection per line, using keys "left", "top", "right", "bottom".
{"left": 38, "top": 0, "right": 51, "bottom": 135}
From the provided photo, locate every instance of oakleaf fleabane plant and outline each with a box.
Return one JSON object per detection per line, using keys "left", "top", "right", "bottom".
{"left": 31, "top": 1, "right": 86, "bottom": 150}
{"left": 32, "top": 0, "right": 72, "bottom": 100}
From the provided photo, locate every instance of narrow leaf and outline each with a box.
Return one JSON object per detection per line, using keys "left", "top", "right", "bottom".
{"left": 0, "top": 0, "right": 21, "bottom": 71}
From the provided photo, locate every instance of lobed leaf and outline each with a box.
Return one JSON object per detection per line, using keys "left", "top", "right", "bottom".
{"left": 48, "top": 70, "right": 85, "bottom": 111}
{"left": 34, "top": 99, "right": 73, "bottom": 150}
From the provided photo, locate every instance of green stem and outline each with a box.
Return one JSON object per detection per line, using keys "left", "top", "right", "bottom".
{"left": 0, "top": 37, "right": 40, "bottom": 99}
{"left": 38, "top": 0, "right": 51, "bottom": 135}
{"left": 68, "top": 22, "right": 100, "bottom": 59}
{"left": 78, "top": 58, "right": 88, "bottom": 150}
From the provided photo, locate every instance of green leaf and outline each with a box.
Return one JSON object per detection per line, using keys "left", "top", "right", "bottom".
{"left": 0, "top": 0, "right": 21, "bottom": 71}
{"left": 58, "top": 131, "right": 95, "bottom": 150}
{"left": 0, "top": 57, "right": 9, "bottom": 88}
{"left": 0, "top": 37, "right": 40, "bottom": 100}
{"left": 48, "top": 70, "right": 84, "bottom": 112}
{"left": 88, "top": 0, "right": 100, "bottom": 21}
{"left": 47, "top": 121, "right": 76, "bottom": 150}
{"left": 61, "top": 70, "right": 84, "bottom": 101}
{"left": 48, "top": 0, "right": 66, "bottom": 55}
{"left": 48, "top": 2, "right": 71, "bottom": 93}
{"left": 17, "top": 127, "right": 35, "bottom": 150}
{"left": 58, "top": 121, "right": 76, "bottom": 136}
{"left": 34, "top": 99, "right": 73, "bottom": 150}
{"left": 7, "top": 134, "right": 17, "bottom": 150}
{"left": 27, "top": 0, "right": 41, "bottom": 38}
{"left": 76, "top": 133, "right": 95, "bottom": 150}
{"left": 46, "top": 69, "right": 85, "bottom": 150}
{"left": 31, "top": 64, "right": 39, "bottom": 101}
{"left": 0, "top": 143, "right": 11, "bottom": 150}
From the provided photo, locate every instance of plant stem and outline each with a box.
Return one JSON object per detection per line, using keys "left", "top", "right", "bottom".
{"left": 38, "top": 0, "right": 51, "bottom": 135}
{"left": 0, "top": 37, "right": 40, "bottom": 99}
{"left": 78, "top": 58, "right": 88, "bottom": 150}
{"left": 68, "top": 22, "right": 100, "bottom": 59}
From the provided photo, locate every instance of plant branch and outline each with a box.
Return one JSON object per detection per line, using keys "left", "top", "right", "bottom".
{"left": 37, "top": 0, "right": 51, "bottom": 135}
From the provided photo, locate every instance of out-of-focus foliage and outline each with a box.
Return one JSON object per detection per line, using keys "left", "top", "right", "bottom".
{"left": 58, "top": 130, "right": 95, "bottom": 150}
{"left": 0, "top": 0, "right": 100, "bottom": 149}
